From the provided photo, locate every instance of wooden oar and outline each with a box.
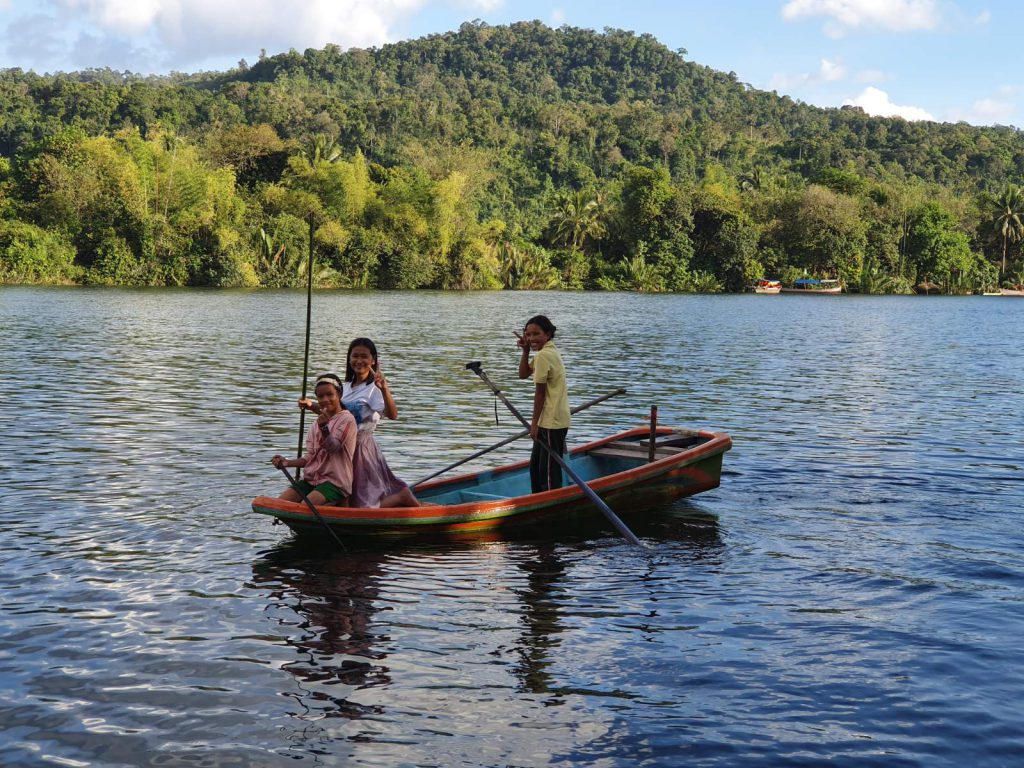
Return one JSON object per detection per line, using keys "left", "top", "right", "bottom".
{"left": 464, "top": 362, "right": 646, "bottom": 549}
{"left": 277, "top": 465, "right": 346, "bottom": 551}
{"left": 295, "top": 211, "right": 316, "bottom": 478}
{"left": 410, "top": 387, "right": 627, "bottom": 489}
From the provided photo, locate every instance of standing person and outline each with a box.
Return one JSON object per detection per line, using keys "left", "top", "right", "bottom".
{"left": 301, "top": 338, "right": 419, "bottom": 508}
{"left": 516, "top": 315, "right": 571, "bottom": 493}
{"left": 272, "top": 373, "right": 357, "bottom": 505}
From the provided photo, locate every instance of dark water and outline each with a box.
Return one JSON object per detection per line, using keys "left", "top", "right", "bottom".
{"left": 1, "top": 286, "right": 1022, "bottom": 767}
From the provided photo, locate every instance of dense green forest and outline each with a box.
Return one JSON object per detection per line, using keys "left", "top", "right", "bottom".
{"left": 2, "top": 21, "right": 1024, "bottom": 292}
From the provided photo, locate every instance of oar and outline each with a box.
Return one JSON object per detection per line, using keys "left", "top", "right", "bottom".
{"left": 295, "top": 211, "right": 316, "bottom": 478}
{"left": 277, "top": 465, "right": 346, "bottom": 551}
{"left": 410, "top": 387, "right": 627, "bottom": 489}
{"left": 464, "top": 362, "right": 646, "bottom": 549}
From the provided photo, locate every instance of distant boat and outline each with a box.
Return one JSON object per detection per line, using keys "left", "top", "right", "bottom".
{"left": 752, "top": 279, "right": 781, "bottom": 294}
{"left": 998, "top": 287, "right": 1024, "bottom": 297}
{"left": 781, "top": 278, "right": 842, "bottom": 294}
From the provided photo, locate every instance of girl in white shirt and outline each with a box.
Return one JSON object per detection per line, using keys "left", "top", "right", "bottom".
{"left": 301, "top": 337, "right": 419, "bottom": 508}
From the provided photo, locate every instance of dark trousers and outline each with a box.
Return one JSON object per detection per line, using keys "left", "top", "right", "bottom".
{"left": 530, "top": 427, "right": 568, "bottom": 493}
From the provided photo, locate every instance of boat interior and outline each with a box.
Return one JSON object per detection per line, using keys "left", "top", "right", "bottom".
{"left": 416, "top": 431, "right": 710, "bottom": 505}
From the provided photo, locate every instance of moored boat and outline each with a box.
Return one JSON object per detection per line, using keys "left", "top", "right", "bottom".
{"left": 752, "top": 279, "right": 782, "bottom": 294}
{"left": 252, "top": 426, "right": 732, "bottom": 539}
{"left": 999, "top": 286, "right": 1024, "bottom": 297}
{"left": 781, "top": 278, "right": 842, "bottom": 294}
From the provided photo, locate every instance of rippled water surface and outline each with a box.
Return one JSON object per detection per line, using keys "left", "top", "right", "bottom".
{"left": 2, "top": 287, "right": 1022, "bottom": 767}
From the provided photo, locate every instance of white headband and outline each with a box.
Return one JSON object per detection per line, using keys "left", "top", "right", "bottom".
{"left": 314, "top": 376, "right": 342, "bottom": 389}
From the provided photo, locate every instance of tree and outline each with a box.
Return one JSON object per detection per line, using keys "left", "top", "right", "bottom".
{"left": 548, "top": 189, "right": 605, "bottom": 252}
{"left": 772, "top": 184, "right": 866, "bottom": 283}
{"left": 905, "top": 202, "right": 975, "bottom": 292}
{"left": 988, "top": 184, "right": 1024, "bottom": 279}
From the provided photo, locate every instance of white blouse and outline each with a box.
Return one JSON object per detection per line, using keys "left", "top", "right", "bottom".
{"left": 342, "top": 380, "right": 384, "bottom": 432}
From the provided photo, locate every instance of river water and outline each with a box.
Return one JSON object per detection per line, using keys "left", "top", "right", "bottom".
{"left": 1, "top": 286, "right": 1022, "bottom": 767}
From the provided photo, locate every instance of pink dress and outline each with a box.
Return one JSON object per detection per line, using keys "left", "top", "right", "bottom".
{"left": 342, "top": 380, "right": 409, "bottom": 508}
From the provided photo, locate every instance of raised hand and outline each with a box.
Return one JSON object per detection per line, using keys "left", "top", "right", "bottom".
{"left": 373, "top": 359, "right": 388, "bottom": 391}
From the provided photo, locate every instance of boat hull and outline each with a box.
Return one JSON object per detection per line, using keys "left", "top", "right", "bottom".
{"left": 252, "top": 427, "right": 731, "bottom": 539}
{"left": 779, "top": 286, "right": 842, "bottom": 294}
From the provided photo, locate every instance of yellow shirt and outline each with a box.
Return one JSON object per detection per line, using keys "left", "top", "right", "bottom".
{"left": 532, "top": 342, "right": 570, "bottom": 430}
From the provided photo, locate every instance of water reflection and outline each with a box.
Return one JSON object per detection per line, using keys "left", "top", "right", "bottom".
{"left": 251, "top": 507, "right": 723, "bottom": 728}
{"left": 512, "top": 543, "right": 566, "bottom": 698}
{"left": 510, "top": 507, "right": 723, "bottom": 701}
{"left": 252, "top": 543, "right": 392, "bottom": 721}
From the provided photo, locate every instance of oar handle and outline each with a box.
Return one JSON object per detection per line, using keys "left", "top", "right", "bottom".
{"left": 465, "top": 362, "right": 646, "bottom": 549}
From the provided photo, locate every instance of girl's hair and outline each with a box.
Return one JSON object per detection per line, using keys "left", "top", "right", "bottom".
{"left": 525, "top": 315, "right": 556, "bottom": 338}
{"left": 314, "top": 373, "right": 343, "bottom": 394}
{"left": 344, "top": 337, "right": 379, "bottom": 383}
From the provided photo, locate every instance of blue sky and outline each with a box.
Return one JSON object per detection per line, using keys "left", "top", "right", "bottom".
{"left": 0, "top": 0, "right": 1016, "bottom": 127}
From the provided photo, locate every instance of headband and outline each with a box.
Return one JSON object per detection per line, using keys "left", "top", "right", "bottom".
{"left": 314, "top": 376, "right": 342, "bottom": 390}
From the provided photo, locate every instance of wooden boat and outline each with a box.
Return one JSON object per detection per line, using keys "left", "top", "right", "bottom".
{"left": 252, "top": 426, "right": 732, "bottom": 539}
{"left": 781, "top": 278, "right": 842, "bottom": 294}
{"left": 752, "top": 279, "right": 782, "bottom": 294}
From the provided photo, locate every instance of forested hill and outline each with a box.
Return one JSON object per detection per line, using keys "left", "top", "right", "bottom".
{"left": 2, "top": 20, "right": 1023, "bottom": 292}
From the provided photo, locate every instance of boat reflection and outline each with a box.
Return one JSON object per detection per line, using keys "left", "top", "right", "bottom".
{"left": 250, "top": 505, "right": 722, "bottom": 722}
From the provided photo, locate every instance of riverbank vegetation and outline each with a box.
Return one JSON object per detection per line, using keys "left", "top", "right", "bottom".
{"left": 2, "top": 22, "right": 1023, "bottom": 292}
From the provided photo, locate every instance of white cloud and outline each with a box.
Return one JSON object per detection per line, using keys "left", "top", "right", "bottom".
{"left": 62, "top": 0, "right": 163, "bottom": 34}
{"left": 769, "top": 57, "right": 847, "bottom": 90}
{"left": 843, "top": 86, "right": 935, "bottom": 121}
{"left": 11, "top": 0, "right": 430, "bottom": 72}
{"left": 819, "top": 58, "right": 846, "bottom": 81}
{"left": 781, "top": 0, "right": 940, "bottom": 35}
{"left": 550, "top": 7, "right": 565, "bottom": 26}
{"left": 948, "top": 91, "right": 1018, "bottom": 126}
{"left": 975, "top": 10, "right": 991, "bottom": 25}
{"left": 971, "top": 97, "right": 1014, "bottom": 121}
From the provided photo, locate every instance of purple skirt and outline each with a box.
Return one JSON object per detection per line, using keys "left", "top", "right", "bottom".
{"left": 350, "top": 431, "right": 408, "bottom": 508}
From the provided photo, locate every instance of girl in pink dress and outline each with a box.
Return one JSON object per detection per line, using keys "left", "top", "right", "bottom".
{"left": 272, "top": 374, "right": 357, "bottom": 504}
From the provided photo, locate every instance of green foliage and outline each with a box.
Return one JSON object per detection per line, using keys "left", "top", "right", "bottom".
{"left": 499, "top": 240, "right": 560, "bottom": 289}
{"left": 906, "top": 202, "right": 977, "bottom": 291}
{"left": 3, "top": 22, "right": 1023, "bottom": 290}
{"left": 769, "top": 185, "right": 867, "bottom": 284}
{"left": 0, "top": 218, "right": 78, "bottom": 283}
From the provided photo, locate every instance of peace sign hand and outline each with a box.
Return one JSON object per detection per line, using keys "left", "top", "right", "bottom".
{"left": 374, "top": 361, "right": 388, "bottom": 393}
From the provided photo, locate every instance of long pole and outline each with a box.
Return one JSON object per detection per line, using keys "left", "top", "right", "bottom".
{"left": 410, "top": 388, "right": 626, "bottom": 489}
{"left": 277, "top": 466, "right": 346, "bottom": 551}
{"left": 295, "top": 211, "right": 315, "bottom": 477}
{"left": 465, "top": 362, "right": 645, "bottom": 549}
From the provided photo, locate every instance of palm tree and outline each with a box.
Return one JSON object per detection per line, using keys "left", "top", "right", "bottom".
{"left": 499, "top": 241, "right": 560, "bottom": 289}
{"left": 298, "top": 134, "right": 343, "bottom": 169}
{"left": 549, "top": 190, "right": 605, "bottom": 253}
{"left": 990, "top": 184, "right": 1024, "bottom": 280}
